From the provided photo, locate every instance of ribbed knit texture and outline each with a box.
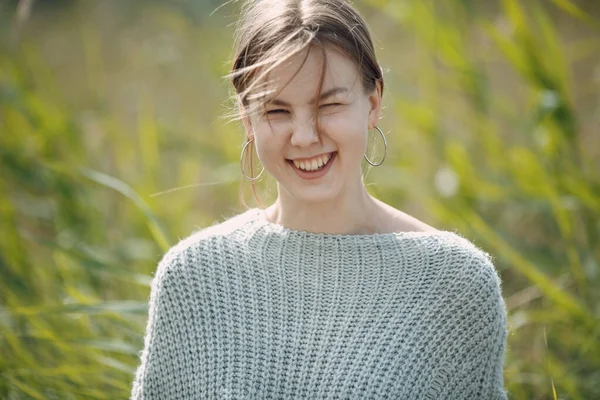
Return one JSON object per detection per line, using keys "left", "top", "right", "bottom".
{"left": 131, "top": 208, "right": 508, "bottom": 399}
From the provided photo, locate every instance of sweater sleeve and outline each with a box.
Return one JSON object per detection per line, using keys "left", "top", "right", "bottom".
{"left": 130, "top": 248, "right": 200, "bottom": 399}
{"left": 437, "top": 252, "right": 509, "bottom": 400}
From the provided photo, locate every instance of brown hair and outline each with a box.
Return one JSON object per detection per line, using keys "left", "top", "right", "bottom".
{"left": 229, "top": 0, "right": 384, "bottom": 204}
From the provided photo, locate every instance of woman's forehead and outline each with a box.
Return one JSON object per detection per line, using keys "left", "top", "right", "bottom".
{"left": 263, "top": 44, "right": 361, "bottom": 104}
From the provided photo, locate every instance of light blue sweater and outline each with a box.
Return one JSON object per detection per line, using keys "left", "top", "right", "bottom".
{"left": 131, "top": 208, "right": 509, "bottom": 399}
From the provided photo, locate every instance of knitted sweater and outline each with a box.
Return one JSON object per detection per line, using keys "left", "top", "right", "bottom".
{"left": 131, "top": 208, "right": 508, "bottom": 399}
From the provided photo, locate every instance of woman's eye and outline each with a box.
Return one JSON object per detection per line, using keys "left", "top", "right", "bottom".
{"left": 266, "top": 109, "right": 288, "bottom": 115}
{"left": 320, "top": 103, "right": 342, "bottom": 108}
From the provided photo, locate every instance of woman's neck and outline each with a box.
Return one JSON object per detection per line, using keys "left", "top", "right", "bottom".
{"left": 264, "top": 187, "right": 383, "bottom": 235}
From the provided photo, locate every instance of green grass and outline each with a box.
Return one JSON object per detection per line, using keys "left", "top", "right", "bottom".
{"left": 1, "top": 0, "right": 599, "bottom": 398}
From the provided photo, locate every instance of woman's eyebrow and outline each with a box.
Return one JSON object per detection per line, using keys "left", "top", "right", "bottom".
{"left": 269, "top": 87, "right": 349, "bottom": 107}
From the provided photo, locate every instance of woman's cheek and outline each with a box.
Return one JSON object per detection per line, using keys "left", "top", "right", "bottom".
{"left": 261, "top": 118, "right": 292, "bottom": 136}
{"left": 323, "top": 114, "right": 362, "bottom": 135}
{"left": 318, "top": 112, "right": 348, "bottom": 130}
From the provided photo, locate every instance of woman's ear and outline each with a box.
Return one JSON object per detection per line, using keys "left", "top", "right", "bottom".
{"left": 368, "top": 80, "right": 382, "bottom": 129}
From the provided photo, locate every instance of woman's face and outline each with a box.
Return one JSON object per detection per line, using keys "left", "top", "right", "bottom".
{"left": 243, "top": 43, "right": 381, "bottom": 205}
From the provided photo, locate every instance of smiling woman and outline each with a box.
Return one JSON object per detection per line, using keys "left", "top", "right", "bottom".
{"left": 130, "top": 0, "right": 509, "bottom": 399}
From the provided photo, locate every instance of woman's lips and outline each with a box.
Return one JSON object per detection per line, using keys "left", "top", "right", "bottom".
{"left": 287, "top": 151, "right": 337, "bottom": 180}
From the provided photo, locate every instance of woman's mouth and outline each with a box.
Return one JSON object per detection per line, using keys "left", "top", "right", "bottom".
{"left": 287, "top": 152, "right": 337, "bottom": 180}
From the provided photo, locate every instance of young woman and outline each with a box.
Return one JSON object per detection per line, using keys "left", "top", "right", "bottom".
{"left": 131, "top": 0, "right": 509, "bottom": 398}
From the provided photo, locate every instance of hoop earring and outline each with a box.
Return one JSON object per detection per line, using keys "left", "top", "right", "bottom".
{"left": 364, "top": 125, "right": 387, "bottom": 167}
{"left": 240, "top": 139, "right": 265, "bottom": 181}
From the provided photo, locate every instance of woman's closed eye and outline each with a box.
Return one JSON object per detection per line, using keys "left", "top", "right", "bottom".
{"left": 320, "top": 103, "right": 342, "bottom": 108}
{"left": 266, "top": 109, "right": 289, "bottom": 115}
{"left": 265, "top": 103, "right": 342, "bottom": 116}
{"left": 319, "top": 103, "right": 344, "bottom": 114}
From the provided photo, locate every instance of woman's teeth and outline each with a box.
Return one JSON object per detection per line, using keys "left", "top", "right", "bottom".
{"left": 292, "top": 153, "right": 332, "bottom": 171}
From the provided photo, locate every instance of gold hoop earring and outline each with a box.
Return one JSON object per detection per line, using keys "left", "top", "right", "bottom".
{"left": 240, "top": 139, "right": 265, "bottom": 181}
{"left": 364, "top": 125, "right": 387, "bottom": 167}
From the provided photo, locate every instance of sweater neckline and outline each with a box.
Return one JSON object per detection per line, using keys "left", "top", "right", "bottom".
{"left": 246, "top": 208, "right": 456, "bottom": 240}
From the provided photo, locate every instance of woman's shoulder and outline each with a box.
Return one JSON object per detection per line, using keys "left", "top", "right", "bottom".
{"left": 430, "top": 232, "right": 505, "bottom": 299}
{"left": 371, "top": 201, "right": 500, "bottom": 284}
{"left": 178, "top": 209, "right": 257, "bottom": 246}
{"left": 153, "top": 209, "right": 259, "bottom": 275}
{"left": 398, "top": 225, "right": 502, "bottom": 292}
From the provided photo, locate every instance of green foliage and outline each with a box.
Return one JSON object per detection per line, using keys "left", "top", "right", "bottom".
{"left": 1, "top": 0, "right": 599, "bottom": 398}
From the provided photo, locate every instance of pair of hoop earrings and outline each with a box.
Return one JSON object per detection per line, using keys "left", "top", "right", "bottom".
{"left": 240, "top": 125, "right": 388, "bottom": 181}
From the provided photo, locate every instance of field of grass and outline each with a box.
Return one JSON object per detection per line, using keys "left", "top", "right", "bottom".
{"left": 1, "top": 0, "right": 599, "bottom": 398}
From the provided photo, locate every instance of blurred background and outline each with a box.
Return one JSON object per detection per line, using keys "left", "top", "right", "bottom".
{"left": 1, "top": 0, "right": 599, "bottom": 398}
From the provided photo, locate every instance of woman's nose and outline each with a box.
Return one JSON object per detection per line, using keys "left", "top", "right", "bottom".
{"left": 290, "top": 118, "right": 320, "bottom": 147}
